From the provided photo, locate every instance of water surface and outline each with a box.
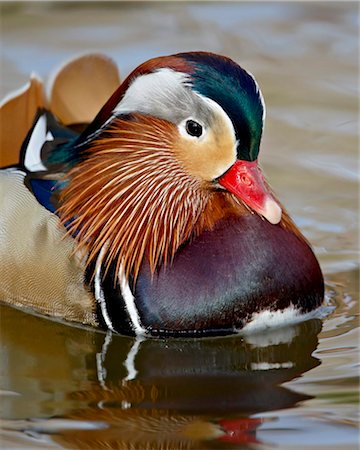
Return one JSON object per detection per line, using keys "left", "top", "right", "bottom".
{"left": 0, "top": 2, "right": 359, "bottom": 449}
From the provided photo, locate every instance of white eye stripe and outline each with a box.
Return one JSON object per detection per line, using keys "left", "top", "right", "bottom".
{"left": 78, "top": 69, "right": 194, "bottom": 147}
{"left": 114, "top": 68, "right": 192, "bottom": 118}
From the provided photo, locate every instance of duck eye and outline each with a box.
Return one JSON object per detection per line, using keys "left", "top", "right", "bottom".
{"left": 185, "top": 120, "right": 203, "bottom": 138}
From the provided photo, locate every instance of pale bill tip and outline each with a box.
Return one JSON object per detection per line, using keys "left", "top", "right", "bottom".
{"left": 263, "top": 198, "right": 282, "bottom": 224}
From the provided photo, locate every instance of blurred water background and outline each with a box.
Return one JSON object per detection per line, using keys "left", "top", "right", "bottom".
{"left": 0, "top": 2, "right": 359, "bottom": 449}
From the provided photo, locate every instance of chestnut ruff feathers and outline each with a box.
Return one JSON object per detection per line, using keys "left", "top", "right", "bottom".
{"left": 58, "top": 116, "right": 209, "bottom": 283}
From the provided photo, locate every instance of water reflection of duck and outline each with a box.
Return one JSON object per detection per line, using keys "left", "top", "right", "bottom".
{"left": 0, "top": 305, "right": 321, "bottom": 448}
{"left": 0, "top": 53, "right": 323, "bottom": 336}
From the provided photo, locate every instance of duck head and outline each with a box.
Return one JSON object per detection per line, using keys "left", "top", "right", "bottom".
{"left": 57, "top": 53, "right": 281, "bottom": 275}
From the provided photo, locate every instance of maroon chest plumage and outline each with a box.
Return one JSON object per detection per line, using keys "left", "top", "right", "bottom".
{"left": 133, "top": 213, "right": 324, "bottom": 336}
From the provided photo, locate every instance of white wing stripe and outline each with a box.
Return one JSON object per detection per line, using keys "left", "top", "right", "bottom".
{"left": 24, "top": 115, "right": 52, "bottom": 172}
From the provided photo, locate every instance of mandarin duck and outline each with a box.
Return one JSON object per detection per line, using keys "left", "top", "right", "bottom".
{"left": 0, "top": 52, "right": 324, "bottom": 336}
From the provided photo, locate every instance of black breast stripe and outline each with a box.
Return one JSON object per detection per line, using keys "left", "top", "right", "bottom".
{"left": 86, "top": 261, "right": 135, "bottom": 336}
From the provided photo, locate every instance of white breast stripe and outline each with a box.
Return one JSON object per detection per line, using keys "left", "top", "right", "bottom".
{"left": 119, "top": 267, "right": 146, "bottom": 335}
{"left": 94, "top": 249, "right": 115, "bottom": 332}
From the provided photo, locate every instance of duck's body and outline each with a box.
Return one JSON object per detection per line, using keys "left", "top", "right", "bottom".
{"left": 0, "top": 52, "right": 324, "bottom": 336}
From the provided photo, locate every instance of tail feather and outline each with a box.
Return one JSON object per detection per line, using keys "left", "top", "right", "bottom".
{"left": 0, "top": 75, "right": 45, "bottom": 168}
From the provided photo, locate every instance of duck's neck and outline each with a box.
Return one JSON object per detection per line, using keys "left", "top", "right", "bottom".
{"left": 195, "top": 189, "right": 305, "bottom": 245}
{"left": 195, "top": 191, "right": 246, "bottom": 233}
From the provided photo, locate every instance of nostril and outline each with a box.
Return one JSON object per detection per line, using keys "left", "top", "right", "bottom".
{"left": 240, "top": 174, "right": 251, "bottom": 186}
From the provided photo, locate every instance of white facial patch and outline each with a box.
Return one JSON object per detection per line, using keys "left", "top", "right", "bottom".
{"left": 114, "top": 68, "right": 192, "bottom": 119}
